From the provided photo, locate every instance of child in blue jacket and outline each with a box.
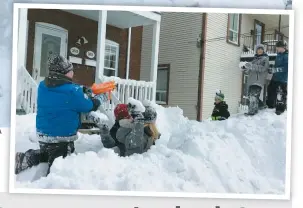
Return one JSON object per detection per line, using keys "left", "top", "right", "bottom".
{"left": 15, "top": 55, "right": 107, "bottom": 175}
{"left": 266, "top": 40, "right": 288, "bottom": 115}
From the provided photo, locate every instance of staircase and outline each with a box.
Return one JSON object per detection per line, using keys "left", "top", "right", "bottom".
{"left": 17, "top": 66, "right": 155, "bottom": 124}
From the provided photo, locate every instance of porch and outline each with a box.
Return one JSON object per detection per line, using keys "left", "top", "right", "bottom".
{"left": 240, "top": 14, "right": 289, "bottom": 58}
{"left": 238, "top": 13, "right": 289, "bottom": 113}
{"left": 16, "top": 8, "right": 161, "bottom": 121}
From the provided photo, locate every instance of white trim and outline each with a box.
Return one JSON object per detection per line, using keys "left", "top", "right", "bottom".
{"left": 150, "top": 21, "right": 161, "bottom": 102}
{"left": 95, "top": 10, "right": 107, "bottom": 83}
{"left": 11, "top": 3, "right": 294, "bottom": 200}
{"left": 126, "top": 27, "right": 131, "bottom": 79}
{"left": 131, "top": 10, "right": 161, "bottom": 22}
{"left": 69, "top": 56, "right": 82, "bottom": 65}
{"left": 35, "top": 22, "right": 67, "bottom": 33}
{"left": 13, "top": 3, "right": 292, "bottom": 15}
{"left": 17, "top": 8, "right": 28, "bottom": 70}
{"left": 25, "top": 20, "right": 29, "bottom": 68}
{"left": 105, "top": 39, "right": 119, "bottom": 47}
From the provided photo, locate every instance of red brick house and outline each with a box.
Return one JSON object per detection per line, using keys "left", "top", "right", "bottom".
{"left": 16, "top": 6, "right": 161, "bottom": 116}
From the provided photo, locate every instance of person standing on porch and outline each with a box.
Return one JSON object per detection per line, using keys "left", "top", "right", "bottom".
{"left": 15, "top": 55, "right": 108, "bottom": 175}
{"left": 266, "top": 40, "right": 288, "bottom": 115}
{"left": 241, "top": 44, "right": 269, "bottom": 116}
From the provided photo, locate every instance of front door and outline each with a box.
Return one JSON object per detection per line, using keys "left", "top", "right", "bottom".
{"left": 33, "top": 22, "right": 68, "bottom": 83}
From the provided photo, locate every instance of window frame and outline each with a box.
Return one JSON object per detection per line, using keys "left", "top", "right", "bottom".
{"left": 104, "top": 39, "right": 119, "bottom": 77}
{"left": 253, "top": 19, "right": 265, "bottom": 47}
{"left": 155, "top": 64, "right": 170, "bottom": 105}
{"left": 226, "top": 13, "right": 242, "bottom": 46}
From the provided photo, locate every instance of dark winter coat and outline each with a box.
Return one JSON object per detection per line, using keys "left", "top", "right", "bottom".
{"left": 36, "top": 72, "right": 94, "bottom": 143}
{"left": 101, "top": 119, "right": 157, "bottom": 156}
{"left": 244, "top": 53, "right": 269, "bottom": 88}
{"left": 272, "top": 50, "right": 289, "bottom": 83}
{"left": 211, "top": 101, "right": 230, "bottom": 121}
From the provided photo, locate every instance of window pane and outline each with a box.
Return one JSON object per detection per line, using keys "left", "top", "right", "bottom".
{"left": 105, "top": 45, "right": 110, "bottom": 52}
{"left": 104, "top": 68, "right": 115, "bottom": 76}
{"left": 110, "top": 54, "right": 115, "bottom": 61}
{"left": 255, "top": 24, "right": 262, "bottom": 45}
{"left": 41, "top": 34, "right": 61, "bottom": 77}
{"left": 104, "top": 59, "right": 110, "bottom": 68}
{"left": 229, "top": 14, "right": 234, "bottom": 30}
{"left": 161, "top": 92, "right": 167, "bottom": 102}
{"left": 229, "top": 14, "right": 239, "bottom": 31}
{"left": 109, "top": 60, "right": 116, "bottom": 68}
{"left": 156, "top": 92, "right": 160, "bottom": 101}
{"left": 233, "top": 14, "right": 239, "bottom": 31}
{"left": 156, "top": 69, "right": 168, "bottom": 91}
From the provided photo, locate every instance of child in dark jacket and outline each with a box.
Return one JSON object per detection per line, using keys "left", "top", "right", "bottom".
{"left": 211, "top": 90, "right": 230, "bottom": 121}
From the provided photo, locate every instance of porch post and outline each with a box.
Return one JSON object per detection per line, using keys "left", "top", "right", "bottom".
{"left": 150, "top": 21, "right": 161, "bottom": 102}
{"left": 95, "top": 10, "right": 107, "bottom": 83}
{"left": 126, "top": 27, "right": 132, "bottom": 79}
{"left": 17, "top": 8, "right": 28, "bottom": 70}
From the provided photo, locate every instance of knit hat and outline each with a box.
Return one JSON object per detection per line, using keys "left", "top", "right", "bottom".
{"left": 114, "top": 104, "right": 131, "bottom": 121}
{"left": 255, "top": 44, "right": 265, "bottom": 51}
{"left": 48, "top": 55, "right": 73, "bottom": 75}
{"left": 143, "top": 105, "right": 157, "bottom": 123}
{"left": 276, "top": 40, "right": 286, "bottom": 48}
{"left": 215, "top": 89, "right": 224, "bottom": 101}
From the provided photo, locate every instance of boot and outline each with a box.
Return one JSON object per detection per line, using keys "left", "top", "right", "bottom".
{"left": 15, "top": 152, "right": 27, "bottom": 174}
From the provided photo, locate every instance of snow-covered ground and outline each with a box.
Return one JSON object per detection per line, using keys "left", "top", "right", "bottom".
{"left": 14, "top": 104, "right": 287, "bottom": 195}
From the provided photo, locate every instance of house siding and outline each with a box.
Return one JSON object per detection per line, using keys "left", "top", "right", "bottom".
{"left": 140, "top": 12, "right": 203, "bottom": 120}
{"left": 202, "top": 13, "right": 253, "bottom": 119}
{"left": 26, "top": 9, "right": 143, "bottom": 86}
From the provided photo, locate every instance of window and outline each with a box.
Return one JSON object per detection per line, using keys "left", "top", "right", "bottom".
{"left": 254, "top": 20, "right": 265, "bottom": 46}
{"left": 104, "top": 40, "right": 119, "bottom": 77}
{"left": 227, "top": 14, "right": 241, "bottom": 45}
{"left": 156, "top": 64, "right": 170, "bottom": 105}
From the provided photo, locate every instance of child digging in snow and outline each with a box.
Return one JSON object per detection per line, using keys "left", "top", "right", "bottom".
{"left": 96, "top": 99, "right": 160, "bottom": 156}
{"left": 211, "top": 90, "right": 230, "bottom": 121}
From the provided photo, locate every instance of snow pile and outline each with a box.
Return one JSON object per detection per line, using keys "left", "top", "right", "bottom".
{"left": 127, "top": 97, "right": 146, "bottom": 112}
{"left": 14, "top": 104, "right": 287, "bottom": 194}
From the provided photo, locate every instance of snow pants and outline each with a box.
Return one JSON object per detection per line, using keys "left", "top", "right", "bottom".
{"left": 248, "top": 85, "right": 262, "bottom": 115}
{"left": 15, "top": 141, "right": 75, "bottom": 175}
{"left": 266, "top": 80, "right": 287, "bottom": 114}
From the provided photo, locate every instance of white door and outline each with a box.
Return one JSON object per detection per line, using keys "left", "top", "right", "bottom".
{"left": 33, "top": 22, "right": 68, "bottom": 83}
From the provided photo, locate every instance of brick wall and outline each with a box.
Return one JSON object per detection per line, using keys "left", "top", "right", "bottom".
{"left": 26, "top": 9, "right": 143, "bottom": 86}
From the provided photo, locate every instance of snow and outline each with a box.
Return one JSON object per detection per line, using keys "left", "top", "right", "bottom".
{"left": 127, "top": 97, "right": 146, "bottom": 112}
{"left": 14, "top": 105, "right": 287, "bottom": 195}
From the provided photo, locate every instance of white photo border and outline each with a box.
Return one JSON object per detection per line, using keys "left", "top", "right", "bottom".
{"left": 9, "top": 3, "right": 295, "bottom": 200}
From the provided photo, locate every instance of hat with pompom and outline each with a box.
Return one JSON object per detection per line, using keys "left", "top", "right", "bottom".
{"left": 114, "top": 104, "right": 131, "bottom": 121}
{"left": 215, "top": 89, "right": 224, "bottom": 101}
{"left": 48, "top": 55, "right": 73, "bottom": 75}
{"left": 143, "top": 105, "right": 157, "bottom": 123}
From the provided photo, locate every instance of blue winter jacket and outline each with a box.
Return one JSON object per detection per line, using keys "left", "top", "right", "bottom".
{"left": 36, "top": 78, "right": 93, "bottom": 141}
{"left": 272, "top": 50, "right": 289, "bottom": 83}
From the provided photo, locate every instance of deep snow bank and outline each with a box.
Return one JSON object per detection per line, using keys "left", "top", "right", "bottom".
{"left": 14, "top": 105, "right": 287, "bottom": 194}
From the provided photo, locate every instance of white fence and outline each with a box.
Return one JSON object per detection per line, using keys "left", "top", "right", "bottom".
{"left": 17, "top": 66, "right": 38, "bottom": 114}
{"left": 18, "top": 67, "right": 155, "bottom": 119}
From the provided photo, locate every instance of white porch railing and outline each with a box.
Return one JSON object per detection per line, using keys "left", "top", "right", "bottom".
{"left": 18, "top": 66, "right": 155, "bottom": 124}
{"left": 17, "top": 66, "right": 38, "bottom": 114}
{"left": 238, "top": 104, "right": 248, "bottom": 114}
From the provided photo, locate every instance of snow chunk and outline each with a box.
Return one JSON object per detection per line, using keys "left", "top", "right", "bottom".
{"left": 127, "top": 97, "right": 145, "bottom": 112}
